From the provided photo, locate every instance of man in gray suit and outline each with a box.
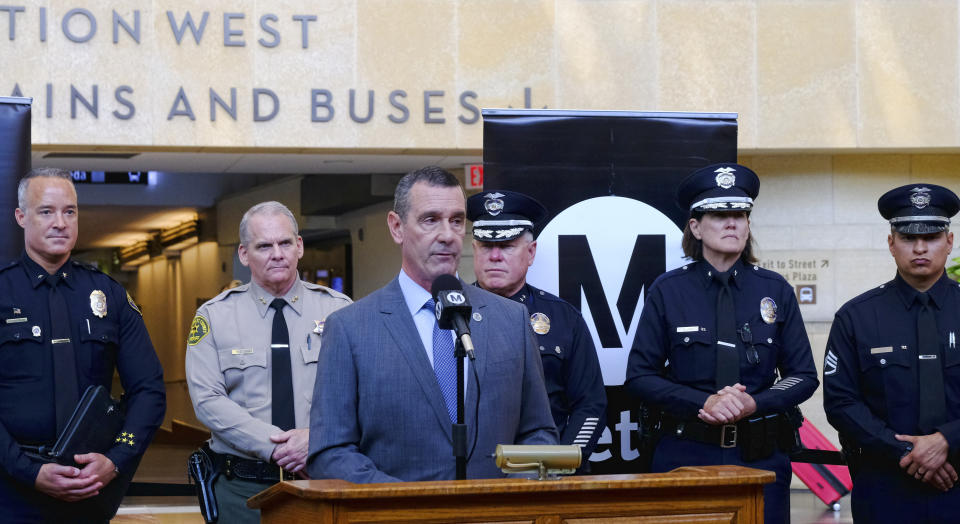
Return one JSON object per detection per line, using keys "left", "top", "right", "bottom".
{"left": 307, "top": 166, "right": 558, "bottom": 483}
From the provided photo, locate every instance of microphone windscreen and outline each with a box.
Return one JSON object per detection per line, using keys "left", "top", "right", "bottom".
{"left": 431, "top": 274, "right": 462, "bottom": 300}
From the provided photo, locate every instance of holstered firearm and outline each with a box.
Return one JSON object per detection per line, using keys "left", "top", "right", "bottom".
{"left": 188, "top": 443, "right": 219, "bottom": 524}
{"left": 637, "top": 404, "right": 662, "bottom": 473}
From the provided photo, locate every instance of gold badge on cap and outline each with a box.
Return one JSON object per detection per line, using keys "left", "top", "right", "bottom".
{"left": 760, "top": 297, "right": 777, "bottom": 324}
{"left": 90, "top": 290, "right": 107, "bottom": 318}
{"left": 530, "top": 312, "right": 551, "bottom": 335}
{"left": 313, "top": 319, "right": 325, "bottom": 335}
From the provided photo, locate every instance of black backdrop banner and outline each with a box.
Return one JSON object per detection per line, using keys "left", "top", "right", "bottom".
{"left": 482, "top": 109, "right": 737, "bottom": 473}
{"left": 0, "top": 97, "right": 32, "bottom": 263}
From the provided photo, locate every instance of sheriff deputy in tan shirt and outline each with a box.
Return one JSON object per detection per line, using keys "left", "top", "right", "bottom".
{"left": 186, "top": 201, "right": 351, "bottom": 524}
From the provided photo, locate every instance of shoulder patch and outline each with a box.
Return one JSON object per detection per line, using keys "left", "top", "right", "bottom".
{"left": 126, "top": 292, "right": 142, "bottom": 315}
{"left": 188, "top": 315, "right": 210, "bottom": 346}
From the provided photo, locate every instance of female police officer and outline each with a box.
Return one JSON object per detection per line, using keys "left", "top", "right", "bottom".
{"left": 625, "top": 163, "right": 819, "bottom": 524}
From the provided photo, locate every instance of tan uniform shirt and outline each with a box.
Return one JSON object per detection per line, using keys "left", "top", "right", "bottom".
{"left": 185, "top": 279, "right": 351, "bottom": 461}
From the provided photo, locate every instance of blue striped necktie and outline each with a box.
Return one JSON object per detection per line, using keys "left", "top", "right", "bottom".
{"left": 426, "top": 299, "right": 457, "bottom": 422}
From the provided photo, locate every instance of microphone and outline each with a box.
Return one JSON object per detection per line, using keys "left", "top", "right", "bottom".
{"left": 430, "top": 274, "right": 476, "bottom": 360}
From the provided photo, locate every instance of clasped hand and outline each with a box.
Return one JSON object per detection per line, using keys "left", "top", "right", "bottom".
{"left": 699, "top": 384, "right": 757, "bottom": 425}
{"left": 896, "top": 432, "right": 957, "bottom": 491}
{"left": 34, "top": 453, "right": 117, "bottom": 502}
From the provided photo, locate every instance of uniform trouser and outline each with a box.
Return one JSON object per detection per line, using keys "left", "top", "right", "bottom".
{"left": 213, "top": 474, "right": 271, "bottom": 524}
{"left": 850, "top": 466, "right": 960, "bottom": 523}
{"left": 0, "top": 469, "right": 111, "bottom": 524}
{"left": 652, "top": 435, "right": 792, "bottom": 524}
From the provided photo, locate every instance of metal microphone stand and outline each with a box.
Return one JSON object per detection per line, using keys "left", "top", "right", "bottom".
{"left": 453, "top": 337, "right": 468, "bottom": 480}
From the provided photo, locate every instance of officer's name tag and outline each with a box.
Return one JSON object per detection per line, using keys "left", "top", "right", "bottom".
{"left": 231, "top": 349, "right": 254, "bottom": 355}
{"left": 870, "top": 346, "right": 893, "bottom": 354}
{"left": 676, "top": 326, "right": 699, "bottom": 333}
{"left": 4, "top": 317, "right": 27, "bottom": 324}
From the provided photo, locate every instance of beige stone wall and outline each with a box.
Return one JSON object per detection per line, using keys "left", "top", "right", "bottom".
{"left": 6, "top": 0, "right": 960, "bottom": 151}
{"left": 135, "top": 241, "right": 234, "bottom": 382}
{"left": 743, "top": 153, "right": 960, "bottom": 470}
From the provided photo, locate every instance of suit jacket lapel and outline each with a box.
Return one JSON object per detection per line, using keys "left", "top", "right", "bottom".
{"left": 379, "top": 278, "right": 453, "bottom": 441}
{"left": 463, "top": 283, "right": 489, "bottom": 431}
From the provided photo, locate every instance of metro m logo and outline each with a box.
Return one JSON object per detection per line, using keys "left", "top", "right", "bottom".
{"left": 559, "top": 235, "right": 665, "bottom": 348}
{"left": 527, "top": 196, "right": 686, "bottom": 385}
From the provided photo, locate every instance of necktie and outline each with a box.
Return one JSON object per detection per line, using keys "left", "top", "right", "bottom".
{"left": 269, "top": 298, "right": 295, "bottom": 430}
{"left": 47, "top": 273, "right": 79, "bottom": 436}
{"left": 426, "top": 299, "right": 457, "bottom": 422}
{"left": 916, "top": 292, "right": 946, "bottom": 433}
{"left": 714, "top": 271, "right": 740, "bottom": 390}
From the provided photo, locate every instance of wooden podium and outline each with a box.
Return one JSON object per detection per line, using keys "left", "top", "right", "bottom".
{"left": 248, "top": 465, "right": 774, "bottom": 523}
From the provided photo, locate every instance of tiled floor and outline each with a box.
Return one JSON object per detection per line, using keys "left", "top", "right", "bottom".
{"left": 791, "top": 490, "right": 853, "bottom": 524}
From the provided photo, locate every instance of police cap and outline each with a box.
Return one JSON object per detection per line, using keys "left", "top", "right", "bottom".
{"left": 677, "top": 163, "right": 760, "bottom": 214}
{"left": 878, "top": 183, "right": 960, "bottom": 234}
{"left": 467, "top": 190, "right": 548, "bottom": 242}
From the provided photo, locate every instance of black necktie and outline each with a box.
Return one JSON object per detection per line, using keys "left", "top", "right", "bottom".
{"left": 916, "top": 292, "right": 946, "bottom": 433}
{"left": 47, "top": 274, "right": 79, "bottom": 436}
{"left": 269, "top": 298, "right": 295, "bottom": 430}
{"left": 714, "top": 271, "right": 740, "bottom": 390}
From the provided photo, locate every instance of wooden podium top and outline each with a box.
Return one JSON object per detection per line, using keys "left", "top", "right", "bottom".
{"left": 248, "top": 465, "right": 774, "bottom": 508}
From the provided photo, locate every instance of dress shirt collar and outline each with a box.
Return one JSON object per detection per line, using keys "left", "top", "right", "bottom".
{"left": 249, "top": 278, "right": 304, "bottom": 318}
{"left": 399, "top": 269, "right": 435, "bottom": 316}
{"left": 893, "top": 270, "right": 951, "bottom": 311}
{"left": 698, "top": 258, "right": 744, "bottom": 290}
{"left": 21, "top": 252, "right": 72, "bottom": 289}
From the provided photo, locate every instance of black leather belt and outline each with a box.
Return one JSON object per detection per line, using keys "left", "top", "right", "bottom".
{"left": 661, "top": 415, "right": 741, "bottom": 448}
{"left": 207, "top": 448, "right": 294, "bottom": 484}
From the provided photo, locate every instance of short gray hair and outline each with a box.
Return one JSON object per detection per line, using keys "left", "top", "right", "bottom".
{"left": 239, "top": 201, "right": 299, "bottom": 247}
{"left": 393, "top": 166, "right": 462, "bottom": 220}
{"left": 18, "top": 168, "right": 75, "bottom": 210}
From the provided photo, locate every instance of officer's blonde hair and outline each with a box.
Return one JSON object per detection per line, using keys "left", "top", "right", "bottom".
{"left": 17, "top": 168, "right": 75, "bottom": 210}
{"left": 238, "top": 201, "right": 299, "bottom": 247}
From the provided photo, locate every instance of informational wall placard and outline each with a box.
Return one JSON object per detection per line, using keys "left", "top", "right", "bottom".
{"left": 483, "top": 109, "right": 737, "bottom": 473}
{"left": 0, "top": 96, "right": 31, "bottom": 262}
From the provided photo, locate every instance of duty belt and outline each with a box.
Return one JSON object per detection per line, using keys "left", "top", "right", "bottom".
{"left": 661, "top": 415, "right": 741, "bottom": 448}
{"left": 207, "top": 449, "right": 295, "bottom": 484}
{"left": 659, "top": 411, "right": 795, "bottom": 460}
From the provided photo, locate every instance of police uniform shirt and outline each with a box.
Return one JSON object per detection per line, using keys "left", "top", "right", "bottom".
{"left": 506, "top": 283, "right": 607, "bottom": 455}
{"left": 625, "top": 259, "right": 819, "bottom": 418}
{"left": 823, "top": 271, "right": 960, "bottom": 463}
{"left": 0, "top": 254, "right": 165, "bottom": 486}
{"left": 185, "top": 278, "right": 351, "bottom": 461}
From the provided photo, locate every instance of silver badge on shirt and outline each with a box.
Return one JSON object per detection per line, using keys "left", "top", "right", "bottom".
{"left": 90, "top": 290, "right": 107, "bottom": 318}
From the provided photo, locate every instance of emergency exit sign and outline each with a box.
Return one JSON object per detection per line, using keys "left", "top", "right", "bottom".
{"left": 465, "top": 164, "right": 483, "bottom": 189}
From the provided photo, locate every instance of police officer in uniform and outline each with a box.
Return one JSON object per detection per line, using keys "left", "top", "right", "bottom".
{"left": 0, "top": 168, "right": 166, "bottom": 523}
{"left": 468, "top": 190, "right": 607, "bottom": 468}
{"left": 186, "top": 201, "right": 351, "bottom": 523}
{"left": 625, "top": 163, "right": 818, "bottom": 524}
{"left": 824, "top": 184, "right": 960, "bottom": 523}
